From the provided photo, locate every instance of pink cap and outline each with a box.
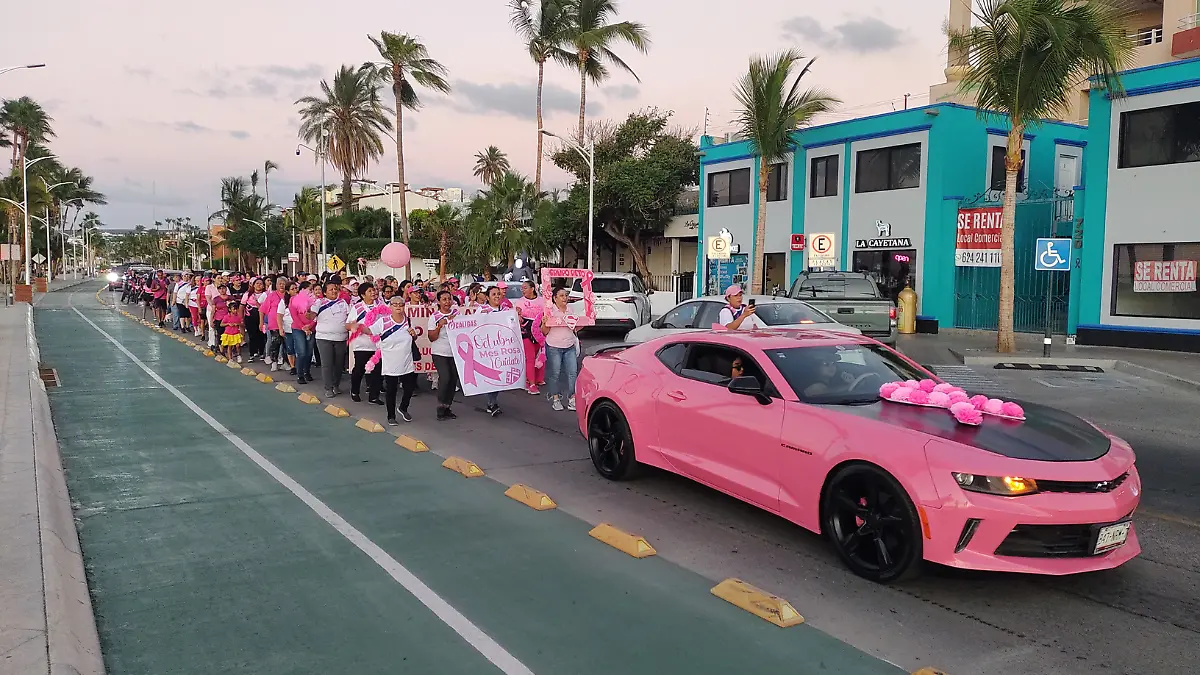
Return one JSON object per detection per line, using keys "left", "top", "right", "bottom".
{"left": 724, "top": 284, "right": 743, "bottom": 298}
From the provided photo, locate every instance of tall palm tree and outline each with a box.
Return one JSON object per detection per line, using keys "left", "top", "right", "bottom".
{"left": 563, "top": 0, "right": 649, "bottom": 141}
{"left": 250, "top": 169, "right": 260, "bottom": 195}
{"left": 296, "top": 64, "right": 393, "bottom": 215}
{"left": 734, "top": 50, "right": 839, "bottom": 295}
{"left": 263, "top": 159, "right": 279, "bottom": 206}
{"left": 291, "top": 187, "right": 324, "bottom": 272}
{"left": 509, "top": 0, "right": 575, "bottom": 191}
{"left": 424, "top": 203, "right": 462, "bottom": 281}
{"left": 366, "top": 31, "right": 451, "bottom": 278}
{"left": 472, "top": 146, "right": 511, "bottom": 186}
{"left": 470, "top": 170, "right": 541, "bottom": 267}
{"left": 0, "top": 97, "right": 55, "bottom": 169}
{"left": 949, "top": 0, "right": 1133, "bottom": 352}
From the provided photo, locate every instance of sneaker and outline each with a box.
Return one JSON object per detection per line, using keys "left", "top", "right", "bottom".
{"left": 270, "top": 363, "right": 279, "bottom": 372}
{"left": 297, "top": 378, "right": 306, "bottom": 386}
{"left": 264, "top": 357, "right": 273, "bottom": 366}
{"left": 443, "top": 409, "right": 457, "bottom": 420}
{"left": 387, "top": 417, "right": 398, "bottom": 426}
{"left": 371, "top": 398, "right": 385, "bottom": 406}
{"left": 527, "top": 385, "right": 540, "bottom": 395}
{"left": 398, "top": 410, "right": 412, "bottom": 423}
{"left": 537, "top": 381, "right": 546, "bottom": 387}
{"left": 289, "top": 367, "right": 297, "bottom": 375}
{"left": 325, "top": 389, "right": 335, "bottom": 398}
{"left": 236, "top": 355, "right": 243, "bottom": 364}
{"left": 333, "top": 387, "right": 343, "bottom": 396}
{"left": 567, "top": 396, "right": 576, "bottom": 412}
{"left": 551, "top": 397, "right": 565, "bottom": 412}
{"left": 488, "top": 405, "right": 502, "bottom": 418}
{"left": 351, "top": 393, "right": 361, "bottom": 402}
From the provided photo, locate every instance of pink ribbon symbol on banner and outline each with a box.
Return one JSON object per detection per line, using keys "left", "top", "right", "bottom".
{"left": 455, "top": 334, "right": 503, "bottom": 385}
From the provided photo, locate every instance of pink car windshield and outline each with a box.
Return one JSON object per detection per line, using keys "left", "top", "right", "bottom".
{"left": 765, "top": 343, "right": 924, "bottom": 405}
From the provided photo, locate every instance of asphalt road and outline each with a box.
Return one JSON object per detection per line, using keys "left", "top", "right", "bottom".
{"left": 43, "top": 290, "right": 1200, "bottom": 675}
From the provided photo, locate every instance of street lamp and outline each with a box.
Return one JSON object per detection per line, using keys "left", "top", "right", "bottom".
{"left": 0, "top": 64, "right": 46, "bottom": 77}
{"left": 0, "top": 153, "right": 56, "bottom": 284}
{"left": 540, "top": 129, "right": 595, "bottom": 271}
{"left": 40, "top": 178, "right": 76, "bottom": 282}
{"left": 352, "top": 179, "right": 396, "bottom": 242}
{"left": 243, "top": 219, "right": 269, "bottom": 274}
{"left": 296, "top": 123, "right": 330, "bottom": 271}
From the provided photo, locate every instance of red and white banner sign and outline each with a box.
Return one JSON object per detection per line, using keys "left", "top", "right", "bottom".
{"left": 955, "top": 207, "right": 1003, "bottom": 267}
{"left": 1133, "top": 260, "right": 1197, "bottom": 293}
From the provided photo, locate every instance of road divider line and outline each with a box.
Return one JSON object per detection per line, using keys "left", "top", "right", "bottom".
{"left": 504, "top": 485, "right": 557, "bottom": 511}
{"left": 588, "top": 524, "right": 656, "bottom": 558}
{"left": 70, "top": 307, "right": 537, "bottom": 675}
{"left": 710, "top": 578, "right": 803, "bottom": 628}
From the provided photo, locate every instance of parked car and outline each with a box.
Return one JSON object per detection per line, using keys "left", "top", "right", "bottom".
{"left": 575, "top": 329, "right": 1141, "bottom": 583}
{"left": 624, "top": 295, "right": 859, "bottom": 343}
{"left": 568, "top": 272, "right": 652, "bottom": 331}
{"left": 788, "top": 271, "right": 897, "bottom": 344}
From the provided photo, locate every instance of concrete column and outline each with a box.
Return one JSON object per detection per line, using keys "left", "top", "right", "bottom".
{"left": 670, "top": 238, "right": 680, "bottom": 273}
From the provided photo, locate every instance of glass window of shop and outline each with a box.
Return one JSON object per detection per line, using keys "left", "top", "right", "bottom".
{"left": 1110, "top": 242, "right": 1200, "bottom": 319}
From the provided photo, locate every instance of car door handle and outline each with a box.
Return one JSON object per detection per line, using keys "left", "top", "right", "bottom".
{"left": 666, "top": 390, "right": 687, "bottom": 401}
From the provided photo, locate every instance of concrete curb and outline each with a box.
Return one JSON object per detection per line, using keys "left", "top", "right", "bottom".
{"left": 1113, "top": 359, "right": 1200, "bottom": 394}
{"left": 26, "top": 305, "right": 106, "bottom": 675}
{"left": 953, "top": 348, "right": 1200, "bottom": 395}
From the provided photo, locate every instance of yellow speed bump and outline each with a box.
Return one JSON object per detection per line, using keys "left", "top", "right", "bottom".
{"left": 588, "top": 523, "right": 656, "bottom": 558}
{"left": 203, "top": 350, "right": 215, "bottom": 357}
{"left": 911, "top": 670, "right": 950, "bottom": 675}
{"left": 324, "top": 404, "right": 350, "bottom": 418}
{"left": 227, "top": 361, "right": 242, "bottom": 369}
{"left": 298, "top": 392, "right": 321, "bottom": 404}
{"left": 710, "top": 578, "right": 803, "bottom": 628}
{"left": 240, "top": 367, "right": 256, "bottom": 376}
{"left": 193, "top": 344, "right": 205, "bottom": 352}
{"left": 395, "top": 435, "right": 429, "bottom": 452}
{"left": 214, "top": 355, "right": 228, "bottom": 363}
{"left": 505, "top": 484, "right": 557, "bottom": 511}
{"left": 255, "top": 373, "right": 274, "bottom": 383}
{"left": 275, "top": 383, "right": 297, "bottom": 393}
{"left": 355, "top": 418, "right": 385, "bottom": 433}
{"left": 442, "top": 456, "right": 485, "bottom": 478}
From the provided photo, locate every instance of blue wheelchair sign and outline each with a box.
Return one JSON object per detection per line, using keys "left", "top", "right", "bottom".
{"left": 1035, "top": 238, "right": 1072, "bottom": 272}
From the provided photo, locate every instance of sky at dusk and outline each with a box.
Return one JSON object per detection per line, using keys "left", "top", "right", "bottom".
{"left": 4, "top": 0, "right": 954, "bottom": 230}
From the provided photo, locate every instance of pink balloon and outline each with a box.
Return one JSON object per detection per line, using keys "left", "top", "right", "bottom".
{"left": 381, "top": 242, "right": 411, "bottom": 269}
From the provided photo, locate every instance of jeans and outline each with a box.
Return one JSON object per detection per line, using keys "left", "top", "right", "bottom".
{"left": 264, "top": 329, "right": 285, "bottom": 363}
{"left": 351, "top": 350, "right": 382, "bottom": 400}
{"left": 317, "top": 339, "right": 348, "bottom": 392}
{"left": 486, "top": 391, "right": 499, "bottom": 408}
{"left": 293, "top": 331, "right": 314, "bottom": 380}
{"left": 384, "top": 372, "right": 417, "bottom": 419}
{"left": 432, "top": 354, "right": 459, "bottom": 409}
{"left": 545, "top": 344, "right": 579, "bottom": 400}
{"left": 170, "top": 302, "right": 181, "bottom": 329}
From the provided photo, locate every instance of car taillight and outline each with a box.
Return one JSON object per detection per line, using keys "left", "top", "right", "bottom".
{"left": 889, "top": 307, "right": 897, "bottom": 320}
{"left": 615, "top": 296, "right": 636, "bottom": 303}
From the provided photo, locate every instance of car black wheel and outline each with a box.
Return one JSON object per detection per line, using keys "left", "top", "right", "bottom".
{"left": 822, "top": 464, "right": 922, "bottom": 583}
{"left": 587, "top": 401, "right": 638, "bottom": 481}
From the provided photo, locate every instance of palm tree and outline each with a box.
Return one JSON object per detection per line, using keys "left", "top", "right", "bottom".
{"left": 291, "top": 187, "right": 324, "bottom": 272}
{"left": 734, "top": 50, "right": 839, "bottom": 295}
{"left": 472, "top": 146, "right": 511, "bottom": 186}
{"left": 250, "top": 169, "right": 260, "bottom": 195}
{"left": 563, "top": 0, "right": 650, "bottom": 141}
{"left": 423, "top": 203, "right": 462, "bottom": 281}
{"left": 0, "top": 97, "right": 55, "bottom": 169}
{"left": 509, "top": 0, "right": 575, "bottom": 191}
{"left": 470, "top": 170, "right": 541, "bottom": 268}
{"left": 263, "top": 159, "right": 279, "bottom": 206}
{"left": 366, "top": 32, "right": 452, "bottom": 278}
{"left": 949, "top": 0, "right": 1133, "bottom": 352}
{"left": 296, "top": 64, "right": 393, "bottom": 215}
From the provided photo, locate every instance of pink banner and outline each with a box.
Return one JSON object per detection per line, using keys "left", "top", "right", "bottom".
{"left": 446, "top": 310, "right": 526, "bottom": 396}
{"left": 540, "top": 267, "right": 596, "bottom": 327}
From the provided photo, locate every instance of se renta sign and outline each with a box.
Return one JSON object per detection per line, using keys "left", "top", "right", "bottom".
{"left": 955, "top": 207, "right": 1003, "bottom": 267}
{"left": 1133, "top": 260, "right": 1197, "bottom": 293}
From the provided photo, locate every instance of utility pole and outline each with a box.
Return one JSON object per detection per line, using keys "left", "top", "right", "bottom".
{"left": 703, "top": 107, "right": 710, "bottom": 135}
{"left": 903, "top": 93, "right": 910, "bottom": 110}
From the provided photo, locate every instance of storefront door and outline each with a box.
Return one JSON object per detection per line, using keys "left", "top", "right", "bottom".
{"left": 852, "top": 250, "right": 916, "bottom": 304}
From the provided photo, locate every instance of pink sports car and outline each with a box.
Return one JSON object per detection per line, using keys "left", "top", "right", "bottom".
{"left": 575, "top": 329, "right": 1141, "bottom": 583}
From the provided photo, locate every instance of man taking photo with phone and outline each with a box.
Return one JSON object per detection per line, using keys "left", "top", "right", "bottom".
{"left": 719, "top": 284, "right": 766, "bottom": 330}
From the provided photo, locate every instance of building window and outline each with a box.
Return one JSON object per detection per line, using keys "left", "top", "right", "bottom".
{"left": 766, "top": 162, "right": 788, "bottom": 202}
{"left": 989, "top": 145, "right": 1027, "bottom": 193}
{"left": 810, "top": 155, "right": 839, "bottom": 198}
{"left": 855, "top": 143, "right": 921, "bottom": 193}
{"left": 707, "top": 167, "right": 752, "bottom": 207}
{"left": 1118, "top": 101, "right": 1200, "bottom": 169}
{"left": 1111, "top": 242, "right": 1200, "bottom": 320}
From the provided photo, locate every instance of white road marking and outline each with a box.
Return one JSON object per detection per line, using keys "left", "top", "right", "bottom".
{"left": 72, "top": 307, "right": 535, "bottom": 675}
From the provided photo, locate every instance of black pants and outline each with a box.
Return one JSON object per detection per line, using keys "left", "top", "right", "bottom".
{"left": 433, "top": 355, "right": 459, "bottom": 409}
{"left": 351, "top": 350, "right": 382, "bottom": 401}
{"left": 384, "top": 373, "right": 417, "bottom": 420}
{"left": 244, "top": 308, "right": 264, "bottom": 356}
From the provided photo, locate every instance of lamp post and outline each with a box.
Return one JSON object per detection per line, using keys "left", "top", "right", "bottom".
{"left": 18, "top": 155, "right": 56, "bottom": 283}
{"left": 0, "top": 64, "right": 45, "bottom": 77}
{"left": 40, "top": 179, "right": 76, "bottom": 282}
{"left": 540, "top": 129, "right": 594, "bottom": 271}
{"left": 296, "top": 122, "right": 329, "bottom": 271}
{"left": 243, "top": 219, "right": 269, "bottom": 275}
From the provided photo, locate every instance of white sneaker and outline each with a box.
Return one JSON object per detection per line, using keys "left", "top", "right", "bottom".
{"left": 270, "top": 363, "right": 279, "bottom": 372}
{"left": 236, "top": 354, "right": 243, "bottom": 363}
{"left": 551, "top": 397, "right": 564, "bottom": 412}
{"left": 567, "top": 396, "right": 576, "bottom": 412}
{"left": 265, "top": 357, "right": 273, "bottom": 366}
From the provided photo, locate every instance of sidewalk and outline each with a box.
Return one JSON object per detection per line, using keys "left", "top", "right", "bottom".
{"left": 897, "top": 328, "right": 1200, "bottom": 392}
{"left": 0, "top": 302, "right": 104, "bottom": 675}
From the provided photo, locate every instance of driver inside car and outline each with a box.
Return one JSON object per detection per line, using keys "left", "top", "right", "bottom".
{"left": 802, "top": 353, "right": 856, "bottom": 398}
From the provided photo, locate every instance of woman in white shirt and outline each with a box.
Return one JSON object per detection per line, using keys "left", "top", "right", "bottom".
{"left": 426, "top": 290, "right": 460, "bottom": 421}
{"left": 364, "top": 295, "right": 419, "bottom": 425}
{"left": 348, "top": 283, "right": 384, "bottom": 405}
{"left": 308, "top": 281, "right": 352, "bottom": 398}
{"left": 718, "top": 284, "right": 766, "bottom": 330}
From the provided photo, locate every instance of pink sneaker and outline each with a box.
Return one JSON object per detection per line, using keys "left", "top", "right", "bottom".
{"left": 527, "top": 384, "right": 540, "bottom": 395}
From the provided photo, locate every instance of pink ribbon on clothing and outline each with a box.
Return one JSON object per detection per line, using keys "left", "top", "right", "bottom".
{"left": 455, "top": 334, "right": 503, "bottom": 386}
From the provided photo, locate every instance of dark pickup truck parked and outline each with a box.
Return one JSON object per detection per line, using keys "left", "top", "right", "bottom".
{"left": 788, "top": 271, "right": 897, "bottom": 344}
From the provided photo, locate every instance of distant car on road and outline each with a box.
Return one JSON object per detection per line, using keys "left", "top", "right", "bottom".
{"left": 575, "top": 329, "right": 1141, "bottom": 582}
{"left": 788, "top": 271, "right": 897, "bottom": 344}
{"left": 568, "top": 272, "right": 652, "bottom": 332}
{"left": 623, "top": 295, "right": 859, "bottom": 343}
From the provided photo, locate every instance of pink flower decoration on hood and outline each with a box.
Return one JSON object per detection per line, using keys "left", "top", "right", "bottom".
{"left": 889, "top": 387, "right": 913, "bottom": 402}
{"left": 908, "top": 389, "right": 931, "bottom": 405}
{"left": 983, "top": 398, "right": 1005, "bottom": 414}
{"left": 928, "top": 391, "right": 951, "bottom": 408}
{"left": 918, "top": 379, "right": 937, "bottom": 392}
{"left": 1001, "top": 401, "right": 1025, "bottom": 418}
{"left": 947, "top": 391, "right": 970, "bottom": 404}
{"left": 969, "top": 394, "right": 990, "bottom": 410}
{"left": 879, "top": 382, "right": 901, "bottom": 398}
{"left": 904, "top": 380, "right": 920, "bottom": 388}
{"left": 932, "top": 382, "right": 955, "bottom": 393}
{"left": 953, "top": 405, "right": 984, "bottom": 425}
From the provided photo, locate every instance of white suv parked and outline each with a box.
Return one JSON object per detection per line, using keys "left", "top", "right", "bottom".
{"left": 569, "top": 272, "right": 652, "bottom": 331}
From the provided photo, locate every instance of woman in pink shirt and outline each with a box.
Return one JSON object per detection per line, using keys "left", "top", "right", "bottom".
{"left": 540, "top": 286, "right": 582, "bottom": 412}
{"left": 260, "top": 276, "right": 287, "bottom": 371}
{"left": 289, "top": 280, "right": 318, "bottom": 384}
{"left": 514, "top": 280, "right": 546, "bottom": 394}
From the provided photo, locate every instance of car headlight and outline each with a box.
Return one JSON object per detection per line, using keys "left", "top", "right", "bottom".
{"left": 106, "top": 272, "right": 119, "bottom": 282}
{"left": 952, "top": 472, "right": 1038, "bottom": 496}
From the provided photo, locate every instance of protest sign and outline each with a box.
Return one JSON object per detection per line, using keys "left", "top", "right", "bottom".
{"left": 540, "top": 267, "right": 595, "bottom": 327}
{"left": 447, "top": 309, "right": 526, "bottom": 396}
{"left": 405, "top": 304, "right": 435, "bottom": 373}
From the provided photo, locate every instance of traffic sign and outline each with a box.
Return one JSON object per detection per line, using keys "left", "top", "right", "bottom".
{"left": 327, "top": 254, "right": 345, "bottom": 272}
{"left": 808, "top": 232, "right": 837, "bottom": 265}
{"left": 706, "top": 235, "right": 731, "bottom": 260}
{"left": 790, "top": 234, "right": 805, "bottom": 251}
{"left": 1034, "top": 238, "right": 1072, "bottom": 272}
{"left": 32, "top": 253, "right": 46, "bottom": 264}
{"left": 287, "top": 252, "right": 300, "bottom": 262}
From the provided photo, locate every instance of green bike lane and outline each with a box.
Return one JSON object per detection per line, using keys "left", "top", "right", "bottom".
{"left": 39, "top": 300, "right": 906, "bottom": 675}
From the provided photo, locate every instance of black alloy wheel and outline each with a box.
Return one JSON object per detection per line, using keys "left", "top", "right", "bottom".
{"left": 822, "top": 464, "right": 923, "bottom": 583}
{"left": 586, "top": 401, "right": 639, "bottom": 481}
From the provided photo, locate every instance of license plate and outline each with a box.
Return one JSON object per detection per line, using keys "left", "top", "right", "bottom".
{"left": 597, "top": 304, "right": 612, "bottom": 314}
{"left": 1094, "top": 521, "right": 1131, "bottom": 554}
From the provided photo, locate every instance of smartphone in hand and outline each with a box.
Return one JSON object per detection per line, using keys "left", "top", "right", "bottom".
{"left": 747, "top": 299, "right": 756, "bottom": 308}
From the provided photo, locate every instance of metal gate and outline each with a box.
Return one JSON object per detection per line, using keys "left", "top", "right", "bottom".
{"left": 954, "top": 189, "right": 1074, "bottom": 333}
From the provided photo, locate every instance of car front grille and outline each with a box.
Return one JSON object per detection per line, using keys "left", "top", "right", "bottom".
{"left": 1038, "top": 472, "right": 1128, "bottom": 494}
{"left": 995, "top": 524, "right": 1095, "bottom": 558}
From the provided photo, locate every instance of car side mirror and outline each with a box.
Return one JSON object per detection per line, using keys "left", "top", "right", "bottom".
{"left": 651, "top": 319, "right": 664, "bottom": 329}
{"left": 728, "top": 375, "right": 771, "bottom": 405}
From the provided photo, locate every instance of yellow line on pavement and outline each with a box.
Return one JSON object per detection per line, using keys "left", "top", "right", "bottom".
{"left": 1139, "top": 508, "right": 1200, "bottom": 530}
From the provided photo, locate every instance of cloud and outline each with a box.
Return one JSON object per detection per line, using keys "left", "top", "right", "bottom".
{"left": 781, "top": 16, "right": 907, "bottom": 53}
{"left": 444, "top": 80, "right": 585, "bottom": 120}
{"left": 229, "top": 130, "right": 250, "bottom": 140}
{"left": 185, "top": 63, "right": 325, "bottom": 101}
{"left": 260, "top": 64, "right": 324, "bottom": 80}
{"left": 80, "top": 115, "right": 106, "bottom": 128}
{"left": 605, "top": 84, "right": 640, "bottom": 100}
{"left": 173, "top": 120, "right": 211, "bottom": 133}
{"left": 124, "top": 66, "right": 156, "bottom": 79}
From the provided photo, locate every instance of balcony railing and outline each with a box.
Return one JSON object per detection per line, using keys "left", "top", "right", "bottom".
{"left": 1129, "top": 25, "right": 1164, "bottom": 46}
{"left": 1180, "top": 13, "right": 1200, "bottom": 31}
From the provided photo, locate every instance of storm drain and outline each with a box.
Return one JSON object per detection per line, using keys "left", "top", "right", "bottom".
{"left": 38, "top": 366, "right": 59, "bottom": 388}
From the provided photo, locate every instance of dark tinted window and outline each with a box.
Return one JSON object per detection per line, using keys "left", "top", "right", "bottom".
{"left": 1118, "top": 102, "right": 1200, "bottom": 169}
{"left": 856, "top": 143, "right": 921, "bottom": 193}
{"left": 707, "top": 168, "right": 752, "bottom": 207}
{"left": 574, "top": 277, "right": 630, "bottom": 294}
{"left": 680, "top": 344, "right": 766, "bottom": 387}
{"left": 810, "top": 155, "right": 839, "bottom": 198}
{"left": 989, "top": 145, "right": 1026, "bottom": 192}
{"left": 695, "top": 301, "right": 725, "bottom": 328}
{"left": 790, "top": 275, "right": 880, "bottom": 299}
{"left": 767, "top": 343, "right": 925, "bottom": 404}
{"left": 659, "top": 302, "right": 700, "bottom": 328}
{"left": 656, "top": 343, "right": 688, "bottom": 372}
{"left": 766, "top": 163, "right": 788, "bottom": 202}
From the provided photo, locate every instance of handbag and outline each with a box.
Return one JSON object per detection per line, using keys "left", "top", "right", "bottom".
{"left": 411, "top": 341, "right": 422, "bottom": 364}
